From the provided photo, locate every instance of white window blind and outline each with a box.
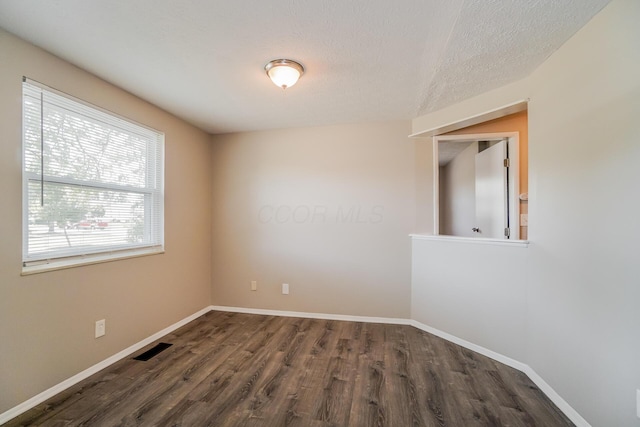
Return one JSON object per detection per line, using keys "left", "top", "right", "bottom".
{"left": 22, "top": 79, "right": 164, "bottom": 268}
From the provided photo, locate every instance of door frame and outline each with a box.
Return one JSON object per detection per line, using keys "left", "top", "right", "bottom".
{"left": 433, "top": 132, "right": 520, "bottom": 239}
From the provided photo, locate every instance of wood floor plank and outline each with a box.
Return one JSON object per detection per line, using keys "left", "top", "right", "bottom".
{"left": 240, "top": 318, "right": 327, "bottom": 427}
{"left": 223, "top": 318, "right": 312, "bottom": 426}
{"left": 156, "top": 317, "right": 284, "bottom": 425}
{"left": 67, "top": 312, "right": 254, "bottom": 426}
{"left": 403, "top": 325, "right": 452, "bottom": 427}
{"left": 3, "top": 312, "right": 575, "bottom": 427}
{"left": 277, "top": 319, "right": 341, "bottom": 425}
{"left": 312, "top": 328, "right": 359, "bottom": 425}
{"left": 348, "top": 323, "right": 388, "bottom": 427}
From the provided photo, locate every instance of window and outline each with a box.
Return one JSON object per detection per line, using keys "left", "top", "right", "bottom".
{"left": 22, "top": 79, "right": 164, "bottom": 272}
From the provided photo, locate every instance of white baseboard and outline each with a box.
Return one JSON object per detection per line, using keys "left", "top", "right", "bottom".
{"left": 521, "top": 366, "right": 591, "bottom": 427}
{"left": 0, "top": 305, "right": 589, "bottom": 427}
{"left": 210, "top": 305, "right": 411, "bottom": 325}
{"left": 409, "top": 320, "right": 590, "bottom": 427}
{"left": 0, "top": 306, "right": 212, "bottom": 425}
{"left": 408, "top": 320, "right": 529, "bottom": 372}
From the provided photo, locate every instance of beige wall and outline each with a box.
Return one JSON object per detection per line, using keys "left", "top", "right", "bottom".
{"left": 414, "top": 139, "right": 435, "bottom": 234}
{"left": 411, "top": 0, "right": 640, "bottom": 425}
{"left": 0, "top": 29, "right": 213, "bottom": 413}
{"left": 210, "top": 122, "right": 415, "bottom": 318}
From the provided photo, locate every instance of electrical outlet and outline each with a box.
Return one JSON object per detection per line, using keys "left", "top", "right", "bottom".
{"left": 95, "top": 319, "right": 106, "bottom": 338}
{"left": 520, "top": 213, "right": 528, "bottom": 226}
{"left": 251, "top": 281, "right": 257, "bottom": 291}
{"left": 282, "top": 283, "right": 289, "bottom": 295}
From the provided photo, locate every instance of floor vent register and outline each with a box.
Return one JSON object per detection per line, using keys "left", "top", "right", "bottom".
{"left": 133, "top": 342, "right": 173, "bottom": 361}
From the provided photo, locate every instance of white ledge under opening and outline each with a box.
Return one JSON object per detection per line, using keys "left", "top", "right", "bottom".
{"left": 22, "top": 246, "right": 165, "bottom": 275}
{"left": 410, "top": 234, "right": 529, "bottom": 247}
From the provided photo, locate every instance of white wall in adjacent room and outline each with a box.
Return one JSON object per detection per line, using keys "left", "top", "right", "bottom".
{"left": 411, "top": 0, "right": 640, "bottom": 425}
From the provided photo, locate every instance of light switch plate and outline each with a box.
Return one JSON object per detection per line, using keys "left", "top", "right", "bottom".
{"left": 95, "top": 319, "right": 106, "bottom": 338}
{"left": 282, "top": 283, "right": 289, "bottom": 295}
{"left": 520, "top": 214, "right": 528, "bottom": 226}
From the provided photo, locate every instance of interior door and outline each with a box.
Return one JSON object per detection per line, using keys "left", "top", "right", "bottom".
{"left": 474, "top": 140, "right": 508, "bottom": 238}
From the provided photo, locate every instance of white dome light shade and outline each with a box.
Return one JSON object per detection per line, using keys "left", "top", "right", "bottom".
{"left": 264, "top": 59, "right": 305, "bottom": 89}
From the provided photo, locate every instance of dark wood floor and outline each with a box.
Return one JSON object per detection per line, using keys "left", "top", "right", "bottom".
{"left": 4, "top": 311, "right": 574, "bottom": 426}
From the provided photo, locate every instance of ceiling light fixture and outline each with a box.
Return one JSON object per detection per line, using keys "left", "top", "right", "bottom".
{"left": 264, "top": 59, "right": 305, "bottom": 89}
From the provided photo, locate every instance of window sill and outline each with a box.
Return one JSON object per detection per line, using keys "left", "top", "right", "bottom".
{"left": 22, "top": 246, "right": 164, "bottom": 275}
{"left": 410, "top": 234, "right": 529, "bottom": 248}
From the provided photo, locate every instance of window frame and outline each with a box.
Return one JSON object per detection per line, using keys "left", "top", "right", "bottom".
{"left": 433, "top": 132, "right": 521, "bottom": 240}
{"left": 21, "top": 78, "right": 165, "bottom": 274}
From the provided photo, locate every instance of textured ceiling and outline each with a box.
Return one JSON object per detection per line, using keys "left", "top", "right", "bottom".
{"left": 0, "top": 0, "right": 610, "bottom": 134}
